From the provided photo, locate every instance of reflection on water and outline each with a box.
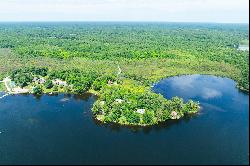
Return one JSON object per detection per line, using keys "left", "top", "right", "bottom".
{"left": 153, "top": 75, "right": 235, "bottom": 102}
{"left": 0, "top": 75, "right": 249, "bottom": 165}
{"left": 201, "top": 87, "right": 222, "bottom": 99}
{"left": 95, "top": 113, "right": 199, "bottom": 134}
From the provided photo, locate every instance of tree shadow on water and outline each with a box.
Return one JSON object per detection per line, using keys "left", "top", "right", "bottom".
{"left": 73, "top": 93, "right": 96, "bottom": 101}
{"left": 91, "top": 113, "right": 200, "bottom": 134}
{"left": 32, "top": 94, "right": 43, "bottom": 101}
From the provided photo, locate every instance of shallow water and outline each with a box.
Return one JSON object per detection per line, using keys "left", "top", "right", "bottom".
{"left": 0, "top": 75, "right": 249, "bottom": 164}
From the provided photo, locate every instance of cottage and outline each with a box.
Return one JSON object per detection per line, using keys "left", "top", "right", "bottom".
{"left": 115, "top": 99, "right": 124, "bottom": 104}
{"left": 170, "top": 111, "right": 180, "bottom": 119}
{"left": 136, "top": 109, "right": 145, "bottom": 114}
{"left": 100, "top": 101, "right": 105, "bottom": 106}
{"left": 52, "top": 79, "right": 68, "bottom": 86}
{"left": 108, "top": 80, "right": 113, "bottom": 85}
{"left": 33, "top": 77, "right": 46, "bottom": 84}
{"left": 100, "top": 109, "right": 105, "bottom": 115}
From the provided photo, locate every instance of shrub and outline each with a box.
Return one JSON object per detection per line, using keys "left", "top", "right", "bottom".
{"left": 44, "top": 80, "right": 53, "bottom": 89}
{"left": 33, "top": 86, "right": 43, "bottom": 95}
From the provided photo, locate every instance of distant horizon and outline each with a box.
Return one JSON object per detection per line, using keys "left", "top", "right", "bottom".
{"left": 0, "top": 21, "right": 248, "bottom": 24}
{"left": 0, "top": 0, "right": 248, "bottom": 24}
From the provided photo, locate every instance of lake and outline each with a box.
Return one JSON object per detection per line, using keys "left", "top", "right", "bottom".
{"left": 0, "top": 75, "right": 249, "bottom": 165}
{"left": 238, "top": 45, "right": 249, "bottom": 51}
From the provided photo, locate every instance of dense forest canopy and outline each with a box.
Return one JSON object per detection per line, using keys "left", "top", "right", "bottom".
{"left": 0, "top": 23, "right": 248, "bottom": 59}
{"left": 0, "top": 22, "right": 248, "bottom": 89}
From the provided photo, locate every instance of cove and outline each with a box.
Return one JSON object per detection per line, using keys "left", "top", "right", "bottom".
{"left": 0, "top": 75, "right": 249, "bottom": 165}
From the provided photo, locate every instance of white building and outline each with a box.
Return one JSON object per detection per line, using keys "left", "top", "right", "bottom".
{"left": 115, "top": 99, "right": 124, "bottom": 103}
{"left": 136, "top": 109, "right": 145, "bottom": 114}
{"left": 52, "top": 79, "right": 68, "bottom": 86}
{"left": 33, "top": 77, "right": 46, "bottom": 84}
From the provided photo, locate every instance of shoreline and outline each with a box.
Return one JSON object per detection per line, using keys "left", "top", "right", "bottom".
{"left": 1, "top": 74, "right": 248, "bottom": 96}
{"left": 1, "top": 73, "right": 247, "bottom": 127}
{"left": 93, "top": 110, "right": 200, "bottom": 127}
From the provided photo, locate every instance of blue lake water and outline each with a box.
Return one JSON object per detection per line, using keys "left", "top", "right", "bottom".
{"left": 238, "top": 45, "right": 249, "bottom": 51}
{"left": 0, "top": 75, "right": 249, "bottom": 164}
